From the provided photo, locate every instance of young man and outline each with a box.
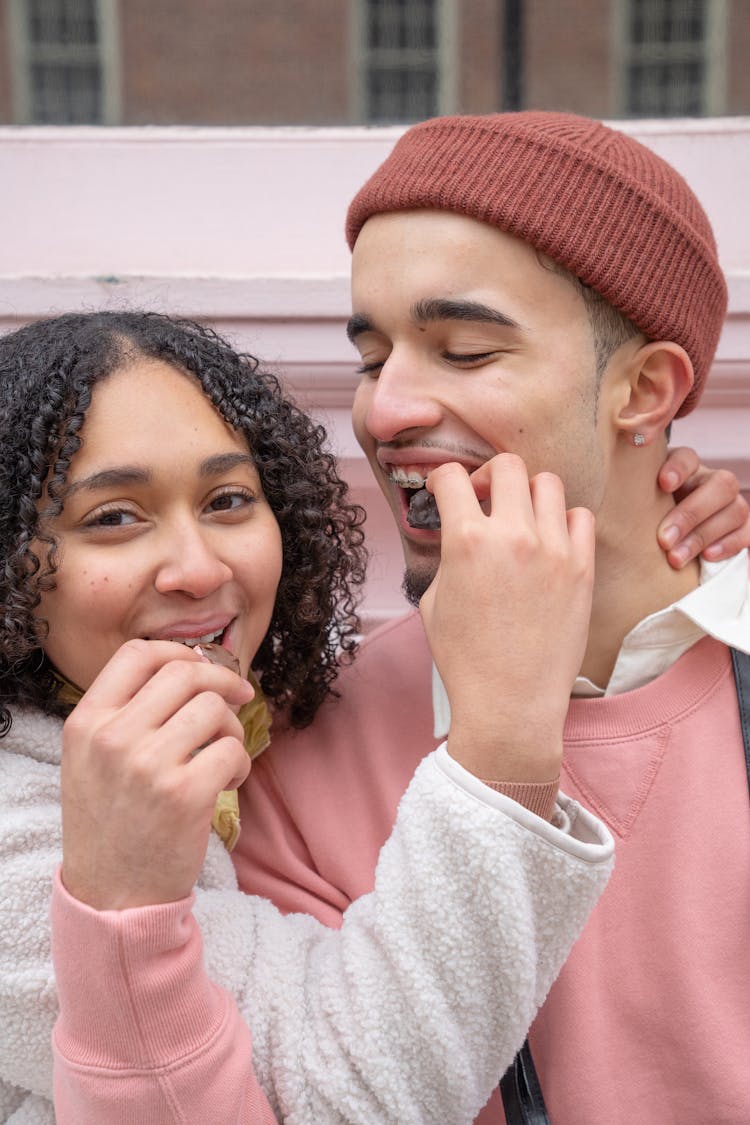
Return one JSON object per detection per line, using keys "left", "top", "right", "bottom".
{"left": 235, "top": 112, "right": 750, "bottom": 1123}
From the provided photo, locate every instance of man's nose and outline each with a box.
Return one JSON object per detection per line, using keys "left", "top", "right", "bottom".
{"left": 154, "top": 521, "right": 233, "bottom": 598}
{"left": 361, "top": 353, "right": 443, "bottom": 443}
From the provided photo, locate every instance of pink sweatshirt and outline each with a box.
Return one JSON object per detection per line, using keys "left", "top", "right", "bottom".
{"left": 235, "top": 614, "right": 750, "bottom": 1124}
{"left": 51, "top": 880, "right": 277, "bottom": 1124}
{"left": 43, "top": 718, "right": 612, "bottom": 1124}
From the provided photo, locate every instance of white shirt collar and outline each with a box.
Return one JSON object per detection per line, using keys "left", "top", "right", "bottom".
{"left": 432, "top": 549, "right": 750, "bottom": 737}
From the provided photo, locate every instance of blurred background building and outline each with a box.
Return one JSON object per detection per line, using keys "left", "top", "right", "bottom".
{"left": 1, "top": 0, "right": 748, "bottom": 127}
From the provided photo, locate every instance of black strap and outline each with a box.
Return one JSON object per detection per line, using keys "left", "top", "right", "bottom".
{"left": 731, "top": 648, "right": 750, "bottom": 795}
{"left": 499, "top": 1038, "right": 548, "bottom": 1124}
{"left": 499, "top": 646, "right": 750, "bottom": 1124}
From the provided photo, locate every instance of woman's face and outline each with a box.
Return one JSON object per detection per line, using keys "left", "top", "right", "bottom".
{"left": 35, "top": 358, "right": 283, "bottom": 690}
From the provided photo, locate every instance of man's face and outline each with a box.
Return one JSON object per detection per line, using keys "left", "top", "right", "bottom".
{"left": 349, "top": 210, "right": 611, "bottom": 603}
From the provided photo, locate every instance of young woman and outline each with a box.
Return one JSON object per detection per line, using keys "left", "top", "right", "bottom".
{"left": 0, "top": 311, "right": 741, "bottom": 1124}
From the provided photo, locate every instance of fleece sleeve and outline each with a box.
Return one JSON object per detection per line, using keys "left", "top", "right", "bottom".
{"left": 0, "top": 739, "right": 63, "bottom": 1122}
{"left": 51, "top": 746, "right": 613, "bottom": 1125}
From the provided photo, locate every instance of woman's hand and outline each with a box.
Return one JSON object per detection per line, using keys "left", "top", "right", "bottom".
{"left": 60, "top": 640, "right": 254, "bottom": 911}
{"left": 659, "top": 447, "right": 749, "bottom": 568}
{"left": 418, "top": 454, "right": 594, "bottom": 784}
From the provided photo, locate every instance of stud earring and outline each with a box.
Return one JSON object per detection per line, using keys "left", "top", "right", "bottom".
{"left": 633, "top": 433, "right": 646, "bottom": 447}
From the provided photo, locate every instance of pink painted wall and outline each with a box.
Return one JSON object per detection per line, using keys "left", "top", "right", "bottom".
{"left": 0, "top": 121, "right": 748, "bottom": 626}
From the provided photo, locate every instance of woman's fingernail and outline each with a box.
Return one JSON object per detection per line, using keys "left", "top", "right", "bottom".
{"left": 661, "top": 525, "right": 679, "bottom": 548}
{"left": 671, "top": 544, "right": 689, "bottom": 566}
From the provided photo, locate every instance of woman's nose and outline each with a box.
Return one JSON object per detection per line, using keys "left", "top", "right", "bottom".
{"left": 154, "top": 523, "right": 233, "bottom": 598}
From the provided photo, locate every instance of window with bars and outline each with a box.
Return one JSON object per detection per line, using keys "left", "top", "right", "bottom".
{"left": 10, "top": 0, "right": 117, "bottom": 123}
{"left": 622, "top": 0, "right": 725, "bottom": 116}
{"left": 358, "top": 0, "right": 447, "bottom": 123}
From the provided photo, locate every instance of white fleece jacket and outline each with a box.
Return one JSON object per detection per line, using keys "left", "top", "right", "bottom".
{"left": 0, "top": 707, "right": 613, "bottom": 1124}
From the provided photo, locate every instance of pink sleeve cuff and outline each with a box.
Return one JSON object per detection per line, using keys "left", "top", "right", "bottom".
{"left": 50, "top": 866, "right": 230, "bottom": 1069}
{"left": 479, "top": 777, "right": 560, "bottom": 821}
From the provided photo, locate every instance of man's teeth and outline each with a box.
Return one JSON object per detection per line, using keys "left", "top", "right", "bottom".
{"left": 170, "top": 629, "right": 224, "bottom": 647}
{"left": 389, "top": 467, "right": 427, "bottom": 488}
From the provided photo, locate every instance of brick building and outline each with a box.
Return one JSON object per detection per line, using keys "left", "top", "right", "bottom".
{"left": 0, "top": 0, "right": 748, "bottom": 126}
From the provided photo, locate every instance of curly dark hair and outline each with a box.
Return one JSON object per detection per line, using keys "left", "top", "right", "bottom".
{"left": 0, "top": 310, "right": 367, "bottom": 733}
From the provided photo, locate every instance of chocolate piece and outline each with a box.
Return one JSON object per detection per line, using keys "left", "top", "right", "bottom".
{"left": 196, "top": 641, "right": 240, "bottom": 675}
{"left": 406, "top": 487, "right": 441, "bottom": 530}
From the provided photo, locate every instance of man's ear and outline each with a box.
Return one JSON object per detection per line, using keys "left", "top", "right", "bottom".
{"left": 616, "top": 341, "right": 694, "bottom": 447}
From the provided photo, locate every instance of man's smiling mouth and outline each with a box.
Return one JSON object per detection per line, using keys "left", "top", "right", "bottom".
{"left": 388, "top": 468, "right": 441, "bottom": 530}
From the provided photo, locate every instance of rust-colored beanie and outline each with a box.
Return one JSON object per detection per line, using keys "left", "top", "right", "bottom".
{"left": 346, "top": 112, "right": 727, "bottom": 416}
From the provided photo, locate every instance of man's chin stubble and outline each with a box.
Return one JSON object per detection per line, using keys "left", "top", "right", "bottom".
{"left": 402, "top": 568, "right": 436, "bottom": 607}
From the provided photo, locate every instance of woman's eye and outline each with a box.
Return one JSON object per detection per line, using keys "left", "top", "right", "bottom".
{"left": 208, "top": 489, "right": 256, "bottom": 513}
{"left": 85, "top": 507, "right": 138, "bottom": 528}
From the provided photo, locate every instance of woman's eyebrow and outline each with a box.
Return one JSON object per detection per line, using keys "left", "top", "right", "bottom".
{"left": 63, "top": 467, "right": 151, "bottom": 497}
{"left": 64, "top": 454, "right": 255, "bottom": 497}
{"left": 199, "top": 452, "right": 256, "bottom": 478}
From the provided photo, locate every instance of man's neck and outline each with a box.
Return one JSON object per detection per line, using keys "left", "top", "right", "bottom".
{"left": 581, "top": 490, "right": 701, "bottom": 689}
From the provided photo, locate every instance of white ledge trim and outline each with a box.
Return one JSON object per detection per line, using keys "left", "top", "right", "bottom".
{"left": 1, "top": 271, "right": 748, "bottom": 317}
{"left": 0, "top": 118, "right": 749, "bottom": 144}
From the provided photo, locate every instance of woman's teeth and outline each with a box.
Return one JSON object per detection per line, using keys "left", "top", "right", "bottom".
{"left": 171, "top": 629, "right": 224, "bottom": 648}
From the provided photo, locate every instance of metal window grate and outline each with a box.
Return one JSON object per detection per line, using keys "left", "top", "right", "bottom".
{"left": 624, "top": 0, "right": 711, "bottom": 116}
{"left": 27, "top": 0, "right": 99, "bottom": 46}
{"left": 367, "top": 65, "right": 437, "bottom": 121}
{"left": 21, "top": 0, "right": 104, "bottom": 123}
{"left": 629, "top": 0, "right": 706, "bottom": 44}
{"left": 363, "top": 0, "right": 440, "bottom": 123}
{"left": 367, "top": 0, "right": 437, "bottom": 50}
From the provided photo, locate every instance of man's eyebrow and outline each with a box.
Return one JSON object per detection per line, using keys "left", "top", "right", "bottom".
{"left": 346, "top": 301, "right": 522, "bottom": 344}
{"left": 411, "top": 298, "right": 521, "bottom": 330}
{"left": 346, "top": 313, "right": 373, "bottom": 342}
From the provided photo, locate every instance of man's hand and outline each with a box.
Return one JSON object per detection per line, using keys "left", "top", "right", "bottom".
{"left": 61, "top": 640, "right": 254, "bottom": 910}
{"left": 659, "top": 447, "right": 749, "bottom": 568}
{"left": 419, "top": 455, "right": 594, "bottom": 784}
